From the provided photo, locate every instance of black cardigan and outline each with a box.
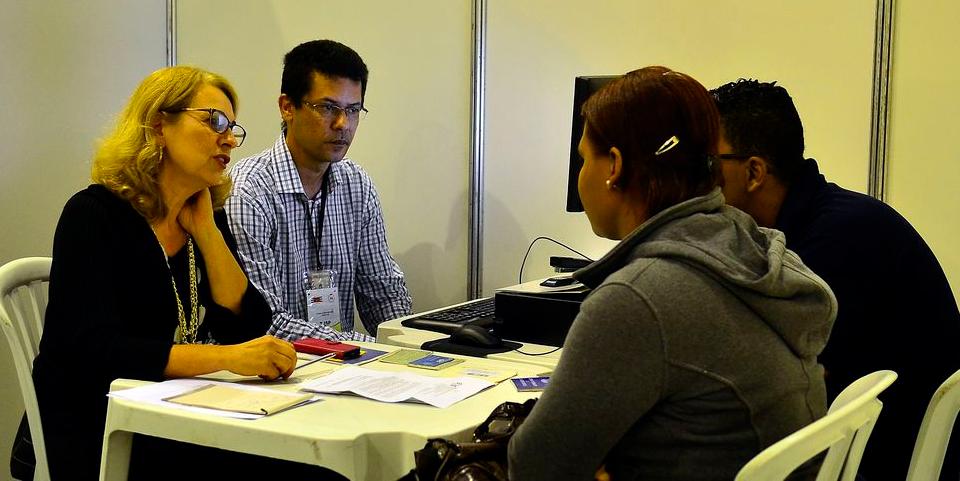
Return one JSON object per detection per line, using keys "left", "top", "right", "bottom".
{"left": 32, "top": 184, "right": 271, "bottom": 480}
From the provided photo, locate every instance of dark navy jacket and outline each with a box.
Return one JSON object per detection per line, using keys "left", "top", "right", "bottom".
{"left": 776, "top": 159, "right": 960, "bottom": 481}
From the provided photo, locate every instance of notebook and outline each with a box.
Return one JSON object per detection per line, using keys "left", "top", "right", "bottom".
{"left": 163, "top": 383, "right": 314, "bottom": 415}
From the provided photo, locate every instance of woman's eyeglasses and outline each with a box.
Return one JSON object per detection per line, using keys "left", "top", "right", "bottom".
{"left": 166, "top": 108, "right": 247, "bottom": 147}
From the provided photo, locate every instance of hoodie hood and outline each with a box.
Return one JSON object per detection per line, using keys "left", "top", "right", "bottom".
{"left": 575, "top": 188, "right": 837, "bottom": 358}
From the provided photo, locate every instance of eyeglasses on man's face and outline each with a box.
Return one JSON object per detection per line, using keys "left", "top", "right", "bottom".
{"left": 167, "top": 108, "right": 247, "bottom": 147}
{"left": 716, "top": 153, "right": 753, "bottom": 161}
{"left": 302, "top": 100, "right": 368, "bottom": 123}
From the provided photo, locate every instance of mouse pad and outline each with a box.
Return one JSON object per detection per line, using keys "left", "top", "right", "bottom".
{"left": 421, "top": 338, "right": 523, "bottom": 357}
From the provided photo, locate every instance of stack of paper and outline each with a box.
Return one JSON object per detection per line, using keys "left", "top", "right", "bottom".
{"left": 108, "top": 379, "right": 320, "bottom": 419}
{"left": 165, "top": 384, "right": 313, "bottom": 415}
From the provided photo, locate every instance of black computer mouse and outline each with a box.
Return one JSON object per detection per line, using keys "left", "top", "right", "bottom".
{"left": 539, "top": 275, "right": 579, "bottom": 288}
{"left": 450, "top": 324, "right": 503, "bottom": 348}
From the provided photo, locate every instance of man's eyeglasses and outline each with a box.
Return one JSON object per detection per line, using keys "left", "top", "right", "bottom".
{"left": 166, "top": 108, "right": 246, "bottom": 147}
{"left": 716, "top": 153, "right": 753, "bottom": 161}
{"left": 302, "top": 100, "right": 368, "bottom": 123}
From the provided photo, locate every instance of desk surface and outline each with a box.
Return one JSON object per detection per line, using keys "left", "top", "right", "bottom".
{"left": 376, "top": 304, "right": 563, "bottom": 369}
{"left": 99, "top": 342, "right": 543, "bottom": 481}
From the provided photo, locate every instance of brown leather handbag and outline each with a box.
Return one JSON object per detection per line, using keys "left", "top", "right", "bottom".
{"left": 400, "top": 398, "right": 537, "bottom": 481}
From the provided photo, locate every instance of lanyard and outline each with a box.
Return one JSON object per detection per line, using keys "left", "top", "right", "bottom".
{"left": 304, "top": 169, "right": 331, "bottom": 271}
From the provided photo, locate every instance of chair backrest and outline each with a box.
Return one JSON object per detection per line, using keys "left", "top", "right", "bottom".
{"left": 905, "top": 368, "right": 960, "bottom": 481}
{"left": 0, "top": 257, "right": 53, "bottom": 481}
{"left": 735, "top": 370, "right": 898, "bottom": 481}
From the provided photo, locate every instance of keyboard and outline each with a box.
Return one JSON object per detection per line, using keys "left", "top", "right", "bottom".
{"left": 401, "top": 297, "right": 497, "bottom": 334}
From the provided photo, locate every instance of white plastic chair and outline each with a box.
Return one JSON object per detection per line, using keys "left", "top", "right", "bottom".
{"left": 905, "top": 368, "right": 960, "bottom": 481}
{"left": 0, "top": 257, "right": 52, "bottom": 481}
{"left": 735, "top": 370, "right": 898, "bottom": 481}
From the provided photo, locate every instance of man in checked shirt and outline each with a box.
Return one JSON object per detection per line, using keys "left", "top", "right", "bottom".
{"left": 226, "top": 39, "right": 412, "bottom": 342}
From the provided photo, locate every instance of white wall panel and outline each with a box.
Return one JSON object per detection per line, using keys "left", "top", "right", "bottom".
{"left": 482, "top": 0, "right": 877, "bottom": 293}
{"left": 886, "top": 0, "right": 960, "bottom": 301}
{"left": 177, "top": 0, "right": 473, "bottom": 313}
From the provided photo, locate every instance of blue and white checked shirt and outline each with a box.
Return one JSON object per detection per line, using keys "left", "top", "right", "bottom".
{"left": 225, "top": 135, "right": 412, "bottom": 341}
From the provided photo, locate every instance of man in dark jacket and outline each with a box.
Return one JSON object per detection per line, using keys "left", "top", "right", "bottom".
{"left": 711, "top": 78, "right": 960, "bottom": 481}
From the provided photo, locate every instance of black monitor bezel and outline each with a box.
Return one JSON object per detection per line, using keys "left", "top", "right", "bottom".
{"left": 566, "top": 75, "right": 620, "bottom": 212}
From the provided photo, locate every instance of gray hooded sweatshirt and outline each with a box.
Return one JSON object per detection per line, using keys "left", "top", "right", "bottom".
{"left": 508, "top": 189, "right": 837, "bottom": 481}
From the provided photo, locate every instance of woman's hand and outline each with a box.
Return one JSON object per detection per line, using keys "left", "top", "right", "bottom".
{"left": 225, "top": 335, "right": 297, "bottom": 380}
{"left": 165, "top": 336, "right": 296, "bottom": 379}
{"left": 177, "top": 188, "right": 216, "bottom": 239}
{"left": 175, "top": 187, "right": 248, "bottom": 313}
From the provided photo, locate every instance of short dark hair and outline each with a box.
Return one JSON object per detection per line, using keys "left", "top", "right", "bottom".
{"left": 582, "top": 66, "right": 720, "bottom": 217}
{"left": 711, "top": 79, "right": 805, "bottom": 183}
{"left": 281, "top": 39, "right": 369, "bottom": 106}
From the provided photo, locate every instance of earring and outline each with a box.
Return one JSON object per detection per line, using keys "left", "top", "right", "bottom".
{"left": 606, "top": 179, "right": 617, "bottom": 190}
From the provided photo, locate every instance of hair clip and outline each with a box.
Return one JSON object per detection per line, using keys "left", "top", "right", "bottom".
{"left": 654, "top": 135, "right": 679, "bottom": 156}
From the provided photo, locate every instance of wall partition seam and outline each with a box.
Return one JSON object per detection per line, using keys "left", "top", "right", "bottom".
{"left": 166, "top": 0, "right": 177, "bottom": 66}
{"left": 868, "top": 0, "right": 895, "bottom": 201}
{"left": 468, "top": 0, "right": 487, "bottom": 299}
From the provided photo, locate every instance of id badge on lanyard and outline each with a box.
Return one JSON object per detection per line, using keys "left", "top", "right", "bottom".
{"left": 304, "top": 171, "right": 341, "bottom": 330}
{"left": 305, "top": 269, "right": 341, "bottom": 331}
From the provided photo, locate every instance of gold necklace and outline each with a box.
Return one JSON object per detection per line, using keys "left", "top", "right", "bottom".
{"left": 153, "top": 230, "right": 200, "bottom": 344}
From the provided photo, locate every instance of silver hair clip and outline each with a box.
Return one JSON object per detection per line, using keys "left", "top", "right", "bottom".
{"left": 654, "top": 135, "right": 679, "bottom": 156}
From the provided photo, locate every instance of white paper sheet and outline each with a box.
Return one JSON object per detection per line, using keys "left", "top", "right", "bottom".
{"left": 108, "top": 379, "right": 321, "bottom": 419}
{"left": 299, "top": 366, "right": 494, "bottom": 408}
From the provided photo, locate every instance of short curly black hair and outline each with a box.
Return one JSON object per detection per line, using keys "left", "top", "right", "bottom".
{"left": 711, "top": 79, "right": 805, "bottom": 184}
{"left": 281, "top": 39, "right": 368, "bottom": 106}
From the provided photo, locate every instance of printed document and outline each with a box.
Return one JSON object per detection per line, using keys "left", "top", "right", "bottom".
{"left": 300, "top": 366, "right": 494, "bottom": 408}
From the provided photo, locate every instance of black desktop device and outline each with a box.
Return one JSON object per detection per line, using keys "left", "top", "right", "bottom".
{"left": 401, "top": 289, "right": 587, "bottom": 347}
{"left": 494, "top": 289, "right": 587, "bottom": 347}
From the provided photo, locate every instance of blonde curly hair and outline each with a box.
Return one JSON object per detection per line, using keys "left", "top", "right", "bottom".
{"left": 91, "top": 66, "right": 239, "bottom": 222}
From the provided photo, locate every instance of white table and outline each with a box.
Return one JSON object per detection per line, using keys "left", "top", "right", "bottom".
{"left": 99, "top": 342, "right": 543, "bottom": 481}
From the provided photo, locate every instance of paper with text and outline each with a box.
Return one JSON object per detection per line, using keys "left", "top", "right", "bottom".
{"left": 299, "top": 366, "right": 494, "bottom": 408}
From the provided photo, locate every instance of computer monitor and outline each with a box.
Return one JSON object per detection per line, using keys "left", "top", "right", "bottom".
{"left": 566, "top": 75, "right": 620, "bottom": 212}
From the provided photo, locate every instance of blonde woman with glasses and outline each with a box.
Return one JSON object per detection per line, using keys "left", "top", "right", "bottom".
{"left": 17, "top": 66, "right": 346, "bottom": 480}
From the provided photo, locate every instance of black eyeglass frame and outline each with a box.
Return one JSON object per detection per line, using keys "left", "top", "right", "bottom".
{"left": 715, "top": 153, "right": 754, "bottom": 161}
{"left": 165, "top": 107, "right": 247, "bottom": 147}
{"left": 301, "top": 100, "right": 369, "bottom": 122}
